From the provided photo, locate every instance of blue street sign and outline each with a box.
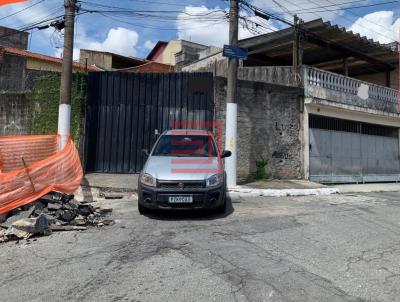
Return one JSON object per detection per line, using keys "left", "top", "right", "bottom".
{"left": 223, "top": 45, "right": 248, "bottom": 60}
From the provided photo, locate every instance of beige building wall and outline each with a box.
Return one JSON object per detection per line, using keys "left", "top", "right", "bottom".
{"left": 27, "top": 58, "right": 83, "bottom": 73}
{"left": 161, "top": 40, "right": 182, "bottom": 65}
{"left": 27, "top": 59, "right": 63, "bottom": 72}
{"left": 79, "top": 50, "right": 113, "bottom": 70}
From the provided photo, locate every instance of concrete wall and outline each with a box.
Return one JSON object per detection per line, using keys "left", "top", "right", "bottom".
{"left": 25, "top": 70, "right": 59, "bottom": 90}
{"left": 79, "top": 50, "right": 112, "bottom": 70}
{"left": 27, "top": 58, "right": 63, "bottom": 72}
{"left": 0, "top": 53, "right": 26, "bottom": 92}
{"left": 27, "top": 59, "right": 85, "bottom": 74}
{"left": 355, "top": 68, "right": 399, "bottom": 90}
{"left": 176, "top": 41, "right": 208, "bottom": 68}
{"left": 215, "top": 77, "right": 303, "bottom": 182}
{"left": 182, "top": 52, "right": 225, "bottom": 72}
{"left": 0, "top": 26, "right": 28, "bottom": 49}
{"left": 198, "top": 47, "right": 222, "bottom": 60}
{"left": 0, "top": 93, "right": 29, "bottom": 136}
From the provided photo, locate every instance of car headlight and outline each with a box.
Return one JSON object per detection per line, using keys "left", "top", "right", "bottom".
{"left": 140, "top": 173, "right": 156, "bottom": 187}
{"left": 206, "top": 174, "right": 223, "bottom": 187}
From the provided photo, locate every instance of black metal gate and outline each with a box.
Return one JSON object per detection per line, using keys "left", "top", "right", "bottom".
{"left": 85, "top": 72, "right": 214, "bottom": 173}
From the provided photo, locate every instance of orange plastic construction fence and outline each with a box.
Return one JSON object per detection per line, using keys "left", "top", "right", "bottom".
{"left": 0, "top": 135, "right": 83, "bottom": 215}
{"left": 0, "top": 0, "right": 28, "bottom": 7}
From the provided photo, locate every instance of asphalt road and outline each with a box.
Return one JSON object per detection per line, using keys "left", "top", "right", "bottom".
{"left": 2, "top": 191, "right": 400, "bottom": 302}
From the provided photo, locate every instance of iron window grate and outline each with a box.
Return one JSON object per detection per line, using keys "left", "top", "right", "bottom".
{"left": 309, "top": 114, "right": 398, "bottom": 138}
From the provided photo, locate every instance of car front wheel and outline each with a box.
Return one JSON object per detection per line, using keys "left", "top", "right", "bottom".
{"left": 138, "top": 203, "right": 149, "bottom": 215}
{"left": 214, "top": 193, "right": 227, "bottom": 214}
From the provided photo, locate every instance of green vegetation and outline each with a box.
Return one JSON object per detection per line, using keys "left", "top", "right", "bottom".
{"left": 28, "top": 73, "right": 87, "bottom": 145}
{"left": 255, "top": 158, "right": 271, "bottom": 180}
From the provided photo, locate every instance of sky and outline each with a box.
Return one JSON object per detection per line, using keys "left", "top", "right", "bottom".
{"left": 0, "top": 0, "right": 399, "bottom": 61}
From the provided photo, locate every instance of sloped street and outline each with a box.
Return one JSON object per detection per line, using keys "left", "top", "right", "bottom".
{"left": 2, "top": 192, "right": 400, "bottom": 302}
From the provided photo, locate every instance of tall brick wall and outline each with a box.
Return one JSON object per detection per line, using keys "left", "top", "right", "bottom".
{"left": 0, "top": 93, "right": 29, "bottom": 136}
{"left": 215, "top": 77, "right": 303, "bottom": 182}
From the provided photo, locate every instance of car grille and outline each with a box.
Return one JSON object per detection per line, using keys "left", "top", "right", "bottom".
{"left": 158, "top": 181, "right": 205, "bottom": 189}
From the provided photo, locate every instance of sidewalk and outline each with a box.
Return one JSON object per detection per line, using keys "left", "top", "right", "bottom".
{"left": 230, "top": 180, "right": 400, "bottom": 197}
{"left": 80, "top": 174, "right": 400, "bottom": 197}
{"left": 82, "top": 173, "right": 138, "bottom": 192}
{"left": 229, "top": 180, "right": 338, "bottom": 197}
{"left": 336, "top": 183, "right": 400, "bottom": 194}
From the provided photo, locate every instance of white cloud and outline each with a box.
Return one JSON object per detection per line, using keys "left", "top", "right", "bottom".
{"left": 0, "top": 1, "right": 53, "bottom": 27}
{"left": 144, "top": 40, "right": 156, "bottom": 50}
{"left": 56, "top": 27, "right": 140, "bottom": 61}
{"left": 83, "top": 27, "right": 139, "bottom": 56}
{"left": 176, "top": 5, "right": 274, "bottom": 46}
{"left": 348, "top": 11, "right": 400, "bottom": 44}
{"left": 0, "top": 1, "right": 60, "bottom": 52}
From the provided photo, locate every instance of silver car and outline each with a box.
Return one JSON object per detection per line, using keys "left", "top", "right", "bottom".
{"left": 138, "top": 129, "right": 231, "bottom": 214}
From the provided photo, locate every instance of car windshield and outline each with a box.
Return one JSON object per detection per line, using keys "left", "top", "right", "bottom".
{"left": 152, "top": 135, "right": 217, "bottom": 157}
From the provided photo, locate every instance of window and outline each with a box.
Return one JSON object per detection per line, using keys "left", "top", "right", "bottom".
{"left": 152, "top": 135, "right": 217, "bottom": 157}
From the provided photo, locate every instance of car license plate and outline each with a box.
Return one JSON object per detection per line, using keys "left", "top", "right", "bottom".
{"left": 168, "top": 195, "right": 193, "bottom": 203}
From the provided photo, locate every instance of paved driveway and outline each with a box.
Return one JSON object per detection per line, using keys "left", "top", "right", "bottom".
{"left": 2, "top": 192, "right": 400, "bottom": 302}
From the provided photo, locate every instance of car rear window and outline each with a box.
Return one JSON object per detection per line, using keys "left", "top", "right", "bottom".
{"left": 152, "top": 135, "right": 217, "bottom": 157}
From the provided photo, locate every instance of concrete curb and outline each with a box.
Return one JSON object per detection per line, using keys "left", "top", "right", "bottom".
{"left": 80, "top": 185, "right": 136, "bottom": 194}
{"left": 228, "top": 187, "right": 339, "bottom": 197}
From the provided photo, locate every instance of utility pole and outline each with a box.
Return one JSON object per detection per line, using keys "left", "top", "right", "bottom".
{"left": 225, "top": 0, "right": 239, "bottom": 187}
{"left": 293, "top": 15, "right": 299, "bottom": 69}
{"left": 58, "top": 0, "right": 76, "bottom": 149}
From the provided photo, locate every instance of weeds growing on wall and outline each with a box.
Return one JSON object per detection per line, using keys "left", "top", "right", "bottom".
{"left": 28, "top": 73, "right": 87, "bottom": 145}
{"left": 255, "top": 158, "right": 271, "bottom": 180}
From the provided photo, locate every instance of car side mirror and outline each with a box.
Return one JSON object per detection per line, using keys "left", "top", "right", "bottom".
{"left": 221, "top": 150, "right": 232, "bottom": 158}
{"left": 142, "top": 149, "right": 150, "bottom": 157}
{"left": 154, "top": 129, "right": 160, "bottom": 139}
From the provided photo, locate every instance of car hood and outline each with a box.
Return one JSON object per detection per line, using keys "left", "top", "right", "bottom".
{"left": 143, "top": 156, "right": 221, "bottom": 181}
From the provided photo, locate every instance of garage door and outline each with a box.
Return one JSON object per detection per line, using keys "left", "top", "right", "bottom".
{"left": 309, "top": 115, "right": 400, "bottom": 183}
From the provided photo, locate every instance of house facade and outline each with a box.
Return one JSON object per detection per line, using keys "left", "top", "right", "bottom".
{"left": 146, "top": 40, "right": 220, "bottom": 71}
{"left": 0, "top": 26, "right": 98, "bottom": 136}
{"left": 79, "top": 49, "right": 146, "bottom": 71}
{"left": 183, "top": 19, "right": 400, "bottom": 183}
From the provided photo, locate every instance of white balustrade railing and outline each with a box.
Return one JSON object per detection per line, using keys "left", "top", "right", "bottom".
{"left": 304, "top": 66, "right": 399, "bottom": 110}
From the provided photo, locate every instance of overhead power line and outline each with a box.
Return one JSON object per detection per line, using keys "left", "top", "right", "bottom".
{"left": 240, "top": 0, "right": 396, "bottom": 75}
{"left": 78, "top": 1, "right": 230, "bottom": 28}
{"left": 267, "top": 0, "right": 398, "bottom": 44}
{"left": 309, "top": 0, "right": 400, "bottom": 42}
{"left": 0, "top": 0, "right": 45, "bottom": 22}
{"left": 274, "top": 0, "right": 400, "bottom": 15}
{"left": 93, "top": 11, "right": 228, "bottom": 31}
{"left": 0, "top": 8, "right": 88, "bottom": 41}
{"left": 299, "top": 0, "right": 398, "bottom": 42}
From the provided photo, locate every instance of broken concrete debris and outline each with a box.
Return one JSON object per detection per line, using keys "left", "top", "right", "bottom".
{"left": 0, "top": 192, "right": 113, "bottom": 243}
{"left": 5, "top": 214, "right": 51, "bottom": 239}
{"left": 100, "top": 192, "right": 124, "bottom": 199}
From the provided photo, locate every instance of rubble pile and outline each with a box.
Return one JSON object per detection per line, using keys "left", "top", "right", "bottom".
{"left": 0, "top": 192, "right": 114, "bottom": 243}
